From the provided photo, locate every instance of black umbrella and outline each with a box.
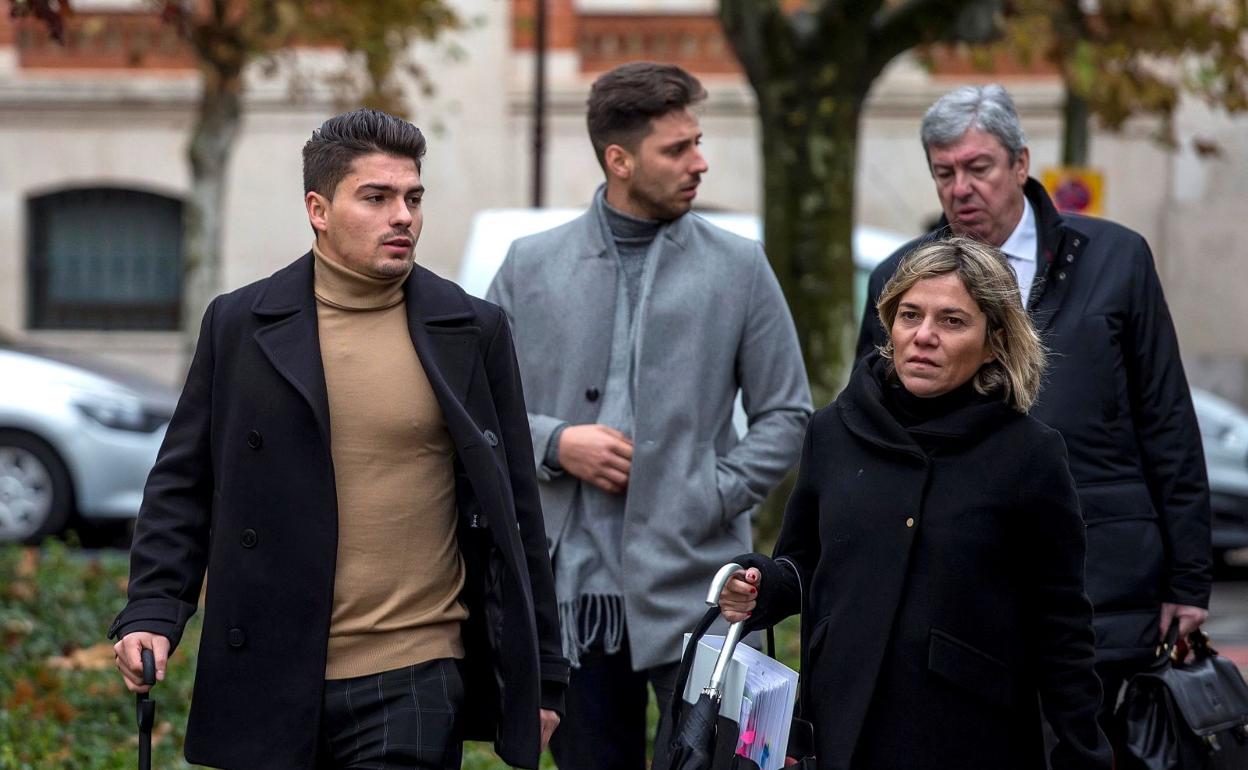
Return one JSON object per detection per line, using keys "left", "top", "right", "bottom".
{"left": 654, "top": 563, "right": 747, "bottom": 770}
{"left": 136, "top": 648, "right": 156, "bottom": 770}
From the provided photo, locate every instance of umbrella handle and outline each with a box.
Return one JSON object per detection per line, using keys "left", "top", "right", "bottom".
{"left": 705, "top": 562, "right": 743, "bottom": 605}
{"left": 137, "top": 648, "right": 156, "bottom": 770}
{"left": 141, "top": 648, "right": 156, "bottom": 687}
{"left": 704, "top": 562, "right": 745, "bottom": 697}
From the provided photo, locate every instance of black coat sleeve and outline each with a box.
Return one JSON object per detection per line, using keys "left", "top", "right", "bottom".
{"left": 742, "top": 420, "right": 822, "bottom": 630}
{"left": 1123, "top": 238, "right": 1212, "bottom": 608}
{"left": 108, "top": 299, "right": 218, "bottom": 651}
{"left": 483, "top": 308, "right": 570, "bottom": 713}
{"left": 1020, "top": 430, "right": 1113, "bottom": 770}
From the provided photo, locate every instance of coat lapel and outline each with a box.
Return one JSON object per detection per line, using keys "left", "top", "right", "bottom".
{"left": 405, "top": 265, "right": 480, "bottom": 411}
{"left": 251, "top": 253, "right": 332, "bottom": 446}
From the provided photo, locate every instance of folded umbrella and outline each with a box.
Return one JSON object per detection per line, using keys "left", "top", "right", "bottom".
{"left": 136, "top": 647, "right": 156, "bottom": 770}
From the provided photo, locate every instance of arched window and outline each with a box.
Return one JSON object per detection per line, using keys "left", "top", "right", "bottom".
{"left": 27, "top": 187, "right": 183, "bottom": 330}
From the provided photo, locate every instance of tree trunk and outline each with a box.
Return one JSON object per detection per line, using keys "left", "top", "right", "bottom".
{"left": 757, "top": 89, "right": 865, "bottom": 406}
{"left": 1062, "top": 89, "right": 1089, "bottom": 166}
{"left": 181, "top": 64, "right": 243, "bottom": 364}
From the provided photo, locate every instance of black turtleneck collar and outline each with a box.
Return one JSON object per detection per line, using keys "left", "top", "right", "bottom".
{"left": 882, "top": 375, "right": 981, "bottom": 429}
{"left": 836, "top": 353, "right": 1016, "bottom": 459}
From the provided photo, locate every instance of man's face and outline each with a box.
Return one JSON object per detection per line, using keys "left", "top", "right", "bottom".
{"left": 928, "top": 127, "right": 1029, "bottom": 248}
{"left": 305, "top": 152, "right": 424, "bottom": 279}
{"left": 619, "top": 107, "right": 708, "bottom": 221}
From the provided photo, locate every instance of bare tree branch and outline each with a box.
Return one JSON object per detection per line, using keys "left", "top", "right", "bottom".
{"left": 869, "top": 0, "right": 1000, "bottom": 74}
{"left": 718, "top": 0, "right": 791, "bottom": 88}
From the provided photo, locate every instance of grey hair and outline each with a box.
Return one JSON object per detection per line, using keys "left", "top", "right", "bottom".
{"left": 920, "top": 84, "right": 1027, "bottom": 163}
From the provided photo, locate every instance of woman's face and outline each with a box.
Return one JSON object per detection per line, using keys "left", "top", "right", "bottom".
{"left": 891, "top": 273, "right": 995, "bottom": 398}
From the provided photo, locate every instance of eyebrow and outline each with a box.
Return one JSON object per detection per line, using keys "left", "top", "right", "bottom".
{"left": 660, "top": 134, "right": 702, "bottom": 150}
{"left": 899, "top": 301, "right": 973, "bottom": 316}
{"left": 357, "top": 183, "right": 425, "bottom": 195}
{"left": 933, "top": 153, "right": 993, "bottom": 168}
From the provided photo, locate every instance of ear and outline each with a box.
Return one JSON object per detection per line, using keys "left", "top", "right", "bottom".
{"left": 305, "top": 191, "right": 330, "bottom": 234}
{"left": 603, "top": 144, "right": 633, "bottom": 182}
{"left": 1014, "top": 146, "right": 1030, "bottom": 185}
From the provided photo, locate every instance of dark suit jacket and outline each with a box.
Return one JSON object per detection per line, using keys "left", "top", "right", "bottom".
{"left": 856, "top": 179, "right": 1212, "bottom": 661}
{"left": 109, "top": 253, "right": 568, "bottom": 770}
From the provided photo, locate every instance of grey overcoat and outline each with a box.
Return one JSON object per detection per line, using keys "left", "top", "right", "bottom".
{"left": 487, "top": 207, "right": 812, "bottom": 669}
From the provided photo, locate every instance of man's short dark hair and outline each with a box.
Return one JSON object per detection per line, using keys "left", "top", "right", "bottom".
{"left": 586, "top": 62, "right": 707, "bottom": 170}
{"left": 302, "top": 108, "right": 427, "bottom": 198}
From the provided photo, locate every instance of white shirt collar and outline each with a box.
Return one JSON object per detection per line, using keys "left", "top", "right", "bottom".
{"left": 998, "top": 195, "right": 1036, "bottom": 263}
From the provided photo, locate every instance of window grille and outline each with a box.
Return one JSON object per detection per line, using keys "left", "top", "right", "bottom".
{"left": 28, "top": 188, "right": 183, "bottom": 330}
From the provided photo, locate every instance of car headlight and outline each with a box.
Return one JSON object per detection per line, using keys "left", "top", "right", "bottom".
{"left": 74, "top": 397, "right": 169, "bottom": 433}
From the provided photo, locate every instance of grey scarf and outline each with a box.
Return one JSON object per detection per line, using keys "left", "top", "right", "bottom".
{"left": 552, "top": 188, "right": 667, "bottom": 667}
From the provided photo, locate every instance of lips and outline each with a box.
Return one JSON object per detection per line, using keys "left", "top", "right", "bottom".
{"left": 907, "top": 356, "right": 940, "bottom": 368}
{"left": 383, "top": 237, "right": 412, "bottom": 248}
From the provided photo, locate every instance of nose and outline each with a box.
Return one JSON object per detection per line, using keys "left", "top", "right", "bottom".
{"left": 390, "top": 198, "right": 412, "bottom": 228}
{"left": 951, "top": 169, "right": 972, "bottom": 199}
{"left": 690, "top": 147, "right": 709, "bottom": 175}
{"left": 914, "top": 318, "right": 939, "bottom": 347}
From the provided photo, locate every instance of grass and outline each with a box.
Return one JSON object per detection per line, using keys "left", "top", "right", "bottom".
{"left": 0, "top": 541, "right": 800, "bottom": 769}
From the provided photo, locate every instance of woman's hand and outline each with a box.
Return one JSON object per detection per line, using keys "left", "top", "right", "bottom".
{"left": 718, "top": 567, "right": 761, "bottom": 623}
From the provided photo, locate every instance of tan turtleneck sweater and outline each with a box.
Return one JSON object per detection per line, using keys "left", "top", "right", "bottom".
{"left": 313, "top": 244, "right": 466, "bottom": 680}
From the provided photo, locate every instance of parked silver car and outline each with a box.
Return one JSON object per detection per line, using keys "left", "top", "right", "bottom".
{"left": 1192, "top": 387, "right": 1248, "bottom": 553}
{"left": 0, "top": 341, "right": 176, "bottom": 543}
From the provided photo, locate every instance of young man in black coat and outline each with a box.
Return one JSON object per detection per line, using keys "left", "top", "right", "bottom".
{"left": 109, "top": 109, "right": 567, "bottom": 770}
{"left": 857, "top": 84, "right": 1212, "bottom": 745}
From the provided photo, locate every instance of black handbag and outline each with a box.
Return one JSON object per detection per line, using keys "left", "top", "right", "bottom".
{"left": 1116, "top": 626, "right": 1248, "bottom": 770}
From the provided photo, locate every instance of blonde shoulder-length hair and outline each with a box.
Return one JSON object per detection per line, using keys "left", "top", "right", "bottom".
{"left": 876, "top": 237, "right": 1045, "bottom": 413}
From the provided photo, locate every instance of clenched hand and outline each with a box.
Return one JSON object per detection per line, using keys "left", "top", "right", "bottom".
{"left": 558, "top": 425, "right": 633, "bottom": 494}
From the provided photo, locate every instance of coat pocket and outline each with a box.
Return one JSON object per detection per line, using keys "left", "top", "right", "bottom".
{"left": 1077, "top": 481, "right": 1165, "bottom": 609}
{"left": 927, "top": 628, "right": 1014, "bottom": 708}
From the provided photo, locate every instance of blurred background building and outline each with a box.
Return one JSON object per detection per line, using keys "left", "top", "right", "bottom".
{"left": 1, "top": 0, "right": 1246, "bottom": 403}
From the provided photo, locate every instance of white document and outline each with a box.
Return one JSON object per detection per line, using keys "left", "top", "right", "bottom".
{"left": 678, "top": 633, "right": 800, "bottom": 770}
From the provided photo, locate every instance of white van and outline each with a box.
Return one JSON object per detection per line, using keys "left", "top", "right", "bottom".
{"left": 457, "top": 208, "right": 911, "bottom": 320}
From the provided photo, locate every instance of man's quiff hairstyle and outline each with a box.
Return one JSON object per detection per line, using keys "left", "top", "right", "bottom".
{"left": 586, "top": 62, "right": 707, "bottom": 171}
{"left": 303, "top": 108, "right": 427, "bottom": 199}
{"left": 876, "top": 237, "right": 1047, "bottom": 413}
{"left": 920, "top": 84, "right": 1028, "bottom": 164}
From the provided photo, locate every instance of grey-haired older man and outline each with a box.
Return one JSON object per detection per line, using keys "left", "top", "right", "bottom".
{"left": 857, "top": 84, "right": 1212, "bottom": 754}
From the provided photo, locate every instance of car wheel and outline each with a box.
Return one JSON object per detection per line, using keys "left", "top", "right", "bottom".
{"left": 0, "top": 431, "right": 73, "bottom": 544}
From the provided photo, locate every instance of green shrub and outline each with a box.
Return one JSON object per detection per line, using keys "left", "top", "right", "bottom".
{"left": 0, "top": 542, "right": 799, "bottom": 769}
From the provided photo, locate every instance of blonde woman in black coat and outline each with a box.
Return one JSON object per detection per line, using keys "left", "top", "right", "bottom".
{"left": 721, "top": 238, "right": 1113, "bottom": 770}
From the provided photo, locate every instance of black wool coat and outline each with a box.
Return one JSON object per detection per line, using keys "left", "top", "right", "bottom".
{"left": 857, "top": 179, "right": 1212, "bottom": 661}
{"left": 742, "top": 357, "right": 1113, "bottom": 770}
{"left": 109, "top": 254, "right": 568, "bottom": 770}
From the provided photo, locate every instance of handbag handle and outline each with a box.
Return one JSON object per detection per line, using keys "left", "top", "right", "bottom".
{"left": 1157, "top": 623, "right": 1218, "bottom": 665}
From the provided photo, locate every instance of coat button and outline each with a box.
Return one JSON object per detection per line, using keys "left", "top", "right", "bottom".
{"left": 1065, "top": 254, "right": 1074, "bottom": 263}
{"left": 1057, "top": 271, "right": 1067, "bottom": 281}
{"left": 585, "top": 388, "right": 600, "bottom": 402}
{"left": 240, "top": 528, "right": 258, "bottom": 548}
{"left": 484, "top": 430, "right": 498, "bottom": 447}
{"left": 905, "top": 517, "right": 916, "bottom": 528}
{"left": 227, "top": 628, "right": 245, "bottom": 648}
{"left": 246, "top": 430, "right": 262, "bottom": 449}
{"left": 1073, "top": 238, "right": 1081, "bottom": 247}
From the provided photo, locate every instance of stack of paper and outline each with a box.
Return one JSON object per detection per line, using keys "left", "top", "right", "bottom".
{"left": 679, "top": 633, "right": 799, "bottom": 770}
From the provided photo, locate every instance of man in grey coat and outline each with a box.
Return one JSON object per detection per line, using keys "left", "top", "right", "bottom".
{"left": 487, "top": 62, "right": 811, "bottom": 770}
